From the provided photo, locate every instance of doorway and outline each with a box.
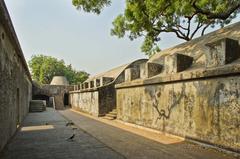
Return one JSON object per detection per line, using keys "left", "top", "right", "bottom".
{"left": 64, "top": 93, "right": 69, "bottom": 106}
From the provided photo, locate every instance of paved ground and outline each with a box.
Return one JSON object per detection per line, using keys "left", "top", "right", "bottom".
{"left": 0, "top": 108, "right": 238, "bottom": 159}
{"left": 0, "top": 108, "right": 124, "bottom": 159}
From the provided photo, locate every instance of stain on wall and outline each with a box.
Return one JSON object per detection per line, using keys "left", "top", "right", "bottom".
{"left": 116, "top": 77, "right": 240, "bottom": 152}
{"left": 70, "top": 90, "right": 99, "bottom": 116}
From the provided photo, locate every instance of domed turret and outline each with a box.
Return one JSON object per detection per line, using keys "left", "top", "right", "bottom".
{"left": 50, "top": 76, "right": 69, "bottom": 86}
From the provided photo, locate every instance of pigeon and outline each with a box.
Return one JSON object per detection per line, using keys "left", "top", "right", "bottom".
{"left": 67, "top": 134, "right": 75, "bottom": 141}
{"left": 66, "top": 121, "right": 74, "bottom": 126}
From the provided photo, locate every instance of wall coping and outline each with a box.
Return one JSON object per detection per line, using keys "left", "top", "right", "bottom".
{"left": 115, "top": 61, "right": 240, "bottom": 89}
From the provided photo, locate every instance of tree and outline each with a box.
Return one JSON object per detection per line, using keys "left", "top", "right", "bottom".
{"left": 72, "top": 0, "right": 240, "bottom": 56}
{"left": 28, "top": 55, "right": 89, "bottom": 84}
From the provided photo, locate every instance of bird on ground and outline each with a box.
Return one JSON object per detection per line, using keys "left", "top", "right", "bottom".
{"left": 66, "top": 134, "right": 75, "bottom": 141}
{"left": 66, "top": 121, "right": 74, "bottom": 126}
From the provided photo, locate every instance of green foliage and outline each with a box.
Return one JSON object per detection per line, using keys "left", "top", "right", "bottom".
{"left": 28, "top": 55, "right": 89, "bottom": 84}
{"left": 72, "top": 0, "right": 111, "bottom": 14}
{"left": 73, "top": 0, "right": 240, "bottom": 56}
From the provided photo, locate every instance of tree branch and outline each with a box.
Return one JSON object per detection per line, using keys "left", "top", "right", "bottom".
{"left": 201, "top": 20, "right": 214, "bottom": 36}
{"left": 192, "top": 1, "right": 240, "bottom": 20}
{"left": 190, "top": 21, "right": 203, "bottom": 39}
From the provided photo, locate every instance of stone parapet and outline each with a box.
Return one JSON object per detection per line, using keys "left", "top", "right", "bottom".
{"left": 205, "top": 38, "right": 240, "bottom": 67}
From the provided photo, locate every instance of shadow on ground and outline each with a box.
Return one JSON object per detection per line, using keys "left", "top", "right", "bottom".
{"left": 0, "top": 108, "right": 238, "bottom": 159}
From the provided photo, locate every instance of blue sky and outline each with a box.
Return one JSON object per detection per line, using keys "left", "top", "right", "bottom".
{"left": 5, "top": 0, "right": 240, "bottom": 75}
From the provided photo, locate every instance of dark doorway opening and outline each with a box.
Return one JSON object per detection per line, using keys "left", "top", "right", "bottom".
{"left": 33, "top": 94, "right": 50, "bottom": 107}
{"left": 64, "top": 93, "right": 69, "bottom": 106}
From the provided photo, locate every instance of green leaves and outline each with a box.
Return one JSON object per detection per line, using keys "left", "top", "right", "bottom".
{"left": 28, "top": 55, "right": 89, "bottom": 84}
{"left": 72, "top": 0, "right": 111, "bottom": 14}
{"left": 111, "top": 15, "right": 126, "bottom": 38}
{"left": 141, "top": 36, "right": 161, "bottom": 57}
{"left": 72, "top": 0, "right": 240, "bottom": 56}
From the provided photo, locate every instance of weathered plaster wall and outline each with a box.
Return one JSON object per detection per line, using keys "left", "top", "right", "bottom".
{"left": 116, "top": 76, "right": 240, "bottom": 152}
{"left": 116, "top": 23, "right": 240, "bottom": 153}
{"left": 0, "top": 1, "right": 32, "bottom": 151}
{"left": 69, "top": 86, "right": 116, "bottom": 117}
{"left": 70, "top": 91, "right": 99, "bottom": 116}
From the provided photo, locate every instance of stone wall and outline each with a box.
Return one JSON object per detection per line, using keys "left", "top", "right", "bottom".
{"left": 98, "top": 84, "right": 116, "bottom": 115}
{"left": 0, "top": 1, "right": 32, "bottom": 151}
{"left": 69, "top": 59, "right": 147, "bottom": 117}
{"left": 33, "top": 84, "right": 73, "bottom": 110}
{"left": 115, "top": 23, "right": 240, "bottom": 153}
{"left": 116, "top": 76, "right": 240, "bottom": 152}
{"left": 70, "top": 90, "right": 99, "bottom": 116}
{"left": 70, "top": 83, "right": 116, "bottom": 117}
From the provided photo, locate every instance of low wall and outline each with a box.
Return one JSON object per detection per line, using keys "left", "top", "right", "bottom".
{"left": 70, "top": 84, "right": 116, "bottom": 116}
{"left": 70, "top": 90, "right": 99, "bottom": 116}
{"left": 69, "top": 59, "right": 148, "bottom": 117}
{"left": 0, "top": 1, "right": 32, "bottom": 151}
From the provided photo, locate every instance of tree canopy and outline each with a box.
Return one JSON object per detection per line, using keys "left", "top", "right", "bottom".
{"left": 28, "top": 55, "right": 89, "bottom": 84}
{"left": 72, "top": 0, "right": 240, "bottom": 56}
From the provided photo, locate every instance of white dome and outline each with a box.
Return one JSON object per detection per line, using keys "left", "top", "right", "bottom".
{"left": 50, "top": 76, "right": 69, "bottom": 86}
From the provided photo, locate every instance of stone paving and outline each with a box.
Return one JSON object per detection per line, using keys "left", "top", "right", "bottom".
{"left": 60, "top": 109, "right": 239, "bottom": 159}
{"left": 0, "top": 108, "right": 238, "bottom": 159}
{"left": 0, "top": 108, "right": 124, "bottom": 159}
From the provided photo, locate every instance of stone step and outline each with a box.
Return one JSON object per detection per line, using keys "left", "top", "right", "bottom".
{"left": 30, "top": 109, "right": 44, "bottom": 112}
{"left": 105, "top": 113, "right": 117, "bottom": 119}
{"left": 30, "top": 106, "right": 43, "bottom": 109}
{"left": 102, "top": 116, "right": 116, "bottom": 120}
{"left": 111, "top": 109, "right": 116, "bottom": 112}
{"left": 108, "top": 111, "right": 117, "bottom": 115}
{"left": 30, "top": 107, "right": 44, "bottom": 111}
{"left": 29, "top": 100, "right": 46, "bottom": 113}
{"left": 110, "top": 109, "right": 117, "bottom": 113}
{"left": 30, "top": 107, "right": 43, "bottom": 110}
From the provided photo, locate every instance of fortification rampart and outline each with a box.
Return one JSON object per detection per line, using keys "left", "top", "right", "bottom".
{"left": 0, "top": 1, "right": 32, "bottom": 151}
{"left": 115, "top": 23, "right": 240, "bottom": 153}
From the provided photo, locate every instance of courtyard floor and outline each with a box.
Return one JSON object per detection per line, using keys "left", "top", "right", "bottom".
{"left": 0, "top": 108, "right": 238, "bottom": 159}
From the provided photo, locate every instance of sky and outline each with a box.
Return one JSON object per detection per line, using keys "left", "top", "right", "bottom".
{"left": 4, "top": 0, "right": 240, "bottom": 75}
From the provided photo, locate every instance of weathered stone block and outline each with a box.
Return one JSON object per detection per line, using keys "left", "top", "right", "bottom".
{"left": 79, "top": 84, "right": 83, "bottom": 90}
{"left": 164, "top": 53, "right": 193, "bottom": 74}
{"left": 84, "top": 82, "right": 89, "bottom": 89}
{"left": 100, "top": 77, "right": 114, "bottom": 86}
{"left": 125, "top": 67, "right": 140, "bottom": 82}
{"left": 95, "top": 79, "right": 101, "bottom": 87}
{"left": 90, "top": 81, "right": 94, "bottom": 88}
{"left": 205, "top": 38, "right": 240, "bottom": 67}
{"left": 74, "top": 85, "right": 79, "bottom": 91}
{"left": 147, "top": 62, "right": 163, "bottom": 78}
{"left": 140, "top": 63, "right": 147, "bottom": 79}
{"left": 81, "top": 83, "right": 85, "bottom": 90}
{"left": 115, "top": 72, "right": 125, "bottom": 84}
